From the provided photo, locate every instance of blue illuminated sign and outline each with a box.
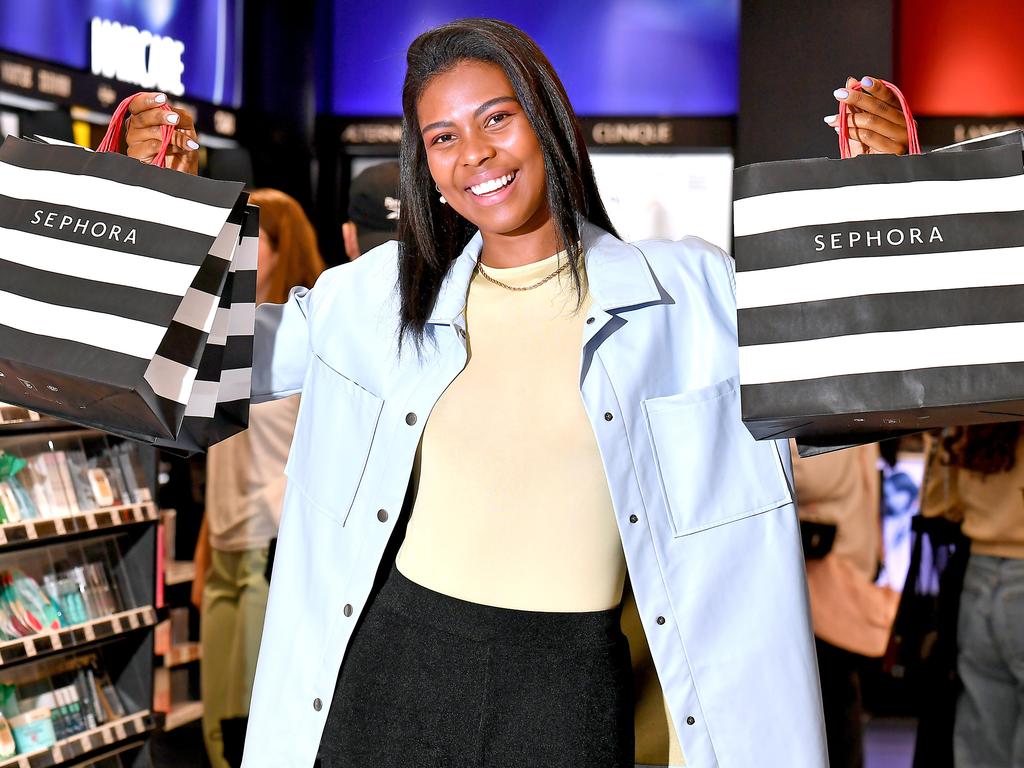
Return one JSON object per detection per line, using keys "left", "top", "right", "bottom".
{"left": 321, "top": 0, "right": 739, "bottom": 116}
{"left": 0, "top": 0, "right": 241, "bottom": 106}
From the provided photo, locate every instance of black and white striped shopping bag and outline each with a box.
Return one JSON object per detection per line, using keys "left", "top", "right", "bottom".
{"left": 157, "top": 204, "right": 258, "bottom": 454}
{"left": 734, "top": 88, "right": 1024, "bottom": 444}
{"left": 0, "top": 128, "right": 249, "bottom": 450}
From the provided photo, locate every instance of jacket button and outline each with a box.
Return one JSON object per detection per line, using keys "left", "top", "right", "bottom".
{"left": 604, "top": 412, "right": 613, "bottom": 421}
{"left": 687, "top": 716, "right": 696, "bottom": 726}
{"left": 377, "top": 509, "right": 388, "bottom": 522}
{"left": 656, "top": 616, "right": 666, "bottom": 625}
{"left": 406, "top": 412, "right": 417, "bottom": 425}
{"left": 629, "top": 514, "right": 639, "bottom": 524}
{"left": 343, "top": 604, "right": 353, "bottom": 617}
{"left": 586, "top": 317, "right": 595, "bottom": 324}
{"left": 313, "top": 698, "right": 322, "bottom": 712}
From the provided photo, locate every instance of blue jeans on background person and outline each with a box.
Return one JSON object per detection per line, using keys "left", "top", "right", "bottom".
{"left": 956, "top": 554, "right": 1024, "bottom": 767}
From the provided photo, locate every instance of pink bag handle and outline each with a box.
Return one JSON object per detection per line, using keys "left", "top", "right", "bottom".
{"left": 838, "top": 78, "right": 921, "bottom": 159}
{"left": 97, "top": 93, "right": 174, "bottom": 168}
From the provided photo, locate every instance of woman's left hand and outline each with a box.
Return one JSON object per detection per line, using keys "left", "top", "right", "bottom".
{"left": 825, "top": 76, "right": 910, "bottom": 156}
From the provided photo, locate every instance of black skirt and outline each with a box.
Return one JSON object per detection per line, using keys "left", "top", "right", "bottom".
{"left": 316, "top": 565, "right": 634, "bottom": 768}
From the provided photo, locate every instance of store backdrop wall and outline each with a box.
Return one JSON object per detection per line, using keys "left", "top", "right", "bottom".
{"left": 897, "top": 0, "right": 1024, "bottom": 146}
{"left": 315, "top": 0, "right": 741, "bottom": 263}
{"left": 238, "top": 2, "right": 317, "bottom": 211}
{"left": 897, "top": 0, "right": 1024, "bottom": 116}
{"left": 736, "top": 0, "right": 894, "bottom": 166}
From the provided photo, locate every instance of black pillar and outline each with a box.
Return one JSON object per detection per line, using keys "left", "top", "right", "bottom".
{"left": 736, "top": 0, "right": 895, "bottom": 166}
{"left": 238, "top": 0, "right": 317, "bottom": 212}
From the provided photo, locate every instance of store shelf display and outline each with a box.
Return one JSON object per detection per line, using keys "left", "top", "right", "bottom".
{"left": 162, "top": 700, "right": 202, "bottom": 733}
{"left": 0, "top": 607, "right": 157, "bottom": 668}
{"left": 0, "top": 504, "right": 157, "bottom": 551}
{"left": 0, "top": 710, "right": 150, "bottom": 768}
{"left": 162, "top": 561, "right": 194, "bottom": 588}
{"left": 0, "top": 433, "right": 151, "bottom": 524}
{"left": 0, "top": 408, "right": 157, "bottom": 766}
{"left": 0, "top": 648, "right": 152, "bottom": 765}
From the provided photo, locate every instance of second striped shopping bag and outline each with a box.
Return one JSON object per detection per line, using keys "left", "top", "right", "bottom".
{"left": 734, "top": 81, "right": 1024, "bottom": 444}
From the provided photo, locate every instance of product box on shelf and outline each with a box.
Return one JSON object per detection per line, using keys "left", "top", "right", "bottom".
{"left": 0, "top": 432, "right": 151, "bottom": 525}
{"left": 0, "top": 536, "right": 134, "bottom": 643}
{"left": 0, "top": 406, "right": 37, "bottom": 428}
{"left": 0, "top": 649, "right": 145, "bottom": 759}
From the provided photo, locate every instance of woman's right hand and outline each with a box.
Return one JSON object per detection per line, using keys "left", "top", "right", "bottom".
{"left": 125, "top": 92, "right": 201, "bottom": 175}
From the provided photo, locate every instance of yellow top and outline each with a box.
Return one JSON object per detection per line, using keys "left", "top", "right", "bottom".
{"left": 924, "top": 431, "right": 1024, "bottom": 559}
{"left": 791, "top": 441, "right": 881, "bottom": 583}
{"left": 396, "top": 251, "right": 626, "bottom": 612}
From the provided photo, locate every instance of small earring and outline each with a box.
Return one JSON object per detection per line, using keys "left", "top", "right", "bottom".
{"left": 435, "top": 183, "right": 447, "bottom": 205}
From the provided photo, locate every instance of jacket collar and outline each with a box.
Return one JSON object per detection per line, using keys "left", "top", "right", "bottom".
{"left": 426, "top": 221, "right": 662, "bottom": 325}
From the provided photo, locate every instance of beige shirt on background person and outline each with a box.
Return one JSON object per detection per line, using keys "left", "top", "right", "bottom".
{"left": 791, "top": 442, "right": 898, "bottom": 657}
{"left": 923, "top": 431, "right": 1024, "bottom": 559}
{"left": 395, "top": 252, "right": 683, "bottom": 766}
{"left": 205, "top": 396, "right": 300, "bottom": 552}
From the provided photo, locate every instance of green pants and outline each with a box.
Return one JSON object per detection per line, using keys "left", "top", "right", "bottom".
{"left": 201, "top": 547, "right": 269, "bottom": 768}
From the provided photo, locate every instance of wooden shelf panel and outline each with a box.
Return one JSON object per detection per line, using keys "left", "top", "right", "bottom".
{"left": 0, "top": 416, "right": 73, "bottom": 435}
{"left": 162, "top": 642, "right": 201, "bottom": 668}
{"left": 0, "top": 710, "right": 151, "bottom": 768}
{"left": 0, "top": 606, "right": 156, "bottom": 668}
{"left": 164, "top": 560, "right": 195, "bottom": 586}
{"left": 162, "top": 700, "right": 203, "bottom": 731}
{"left": 0, "top": 502, "right": 157, "bottom": 550}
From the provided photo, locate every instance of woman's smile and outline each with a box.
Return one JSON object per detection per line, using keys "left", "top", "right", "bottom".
{"left": 466, "top": 169, "right": 519, "bottom": 203}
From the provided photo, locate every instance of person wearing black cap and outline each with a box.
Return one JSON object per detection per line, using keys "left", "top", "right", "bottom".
{"left": 342, "top": 161, "right": 400, "bottom": 260}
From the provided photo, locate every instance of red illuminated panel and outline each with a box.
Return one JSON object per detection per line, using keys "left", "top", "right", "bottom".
{"left": 898, "top": 0, "right": 1024, "bottom": 116}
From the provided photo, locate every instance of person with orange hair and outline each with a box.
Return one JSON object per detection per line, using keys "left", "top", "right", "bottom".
{"left": 192, "top": 188, "right": 326, "bottom": 768}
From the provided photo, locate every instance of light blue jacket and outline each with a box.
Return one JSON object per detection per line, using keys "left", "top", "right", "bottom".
{"left": 241, "top": 222, "right": 827, "bottom": 768}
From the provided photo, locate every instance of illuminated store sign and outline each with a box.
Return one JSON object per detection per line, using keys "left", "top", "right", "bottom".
{"left": 591, "top": 122, "right": 674, "bottom": 146}
{"left": 0, "top": 0, "right": 239, "bottom": 106}
{"left": 321, "top": 0, "right": 739, "bottom": 117}
{"left": 331, "top": 117, "right": 733, "bottom": 149}
{"left": 90, "top": 18, "right": 185, "bottom": 96}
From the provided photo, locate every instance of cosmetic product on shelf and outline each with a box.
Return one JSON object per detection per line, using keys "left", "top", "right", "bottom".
{"left": 0, "top": 713, "right": 14, "bottom": 758}
{"left": 0, "top": 454, "right": 38, "bottom": 524}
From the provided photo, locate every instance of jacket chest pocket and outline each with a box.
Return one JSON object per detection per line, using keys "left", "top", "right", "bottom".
{"left": 285, "top": 354, "right": 384, "bottom": 525}
{"left": 643, "top": 376, "right": 792, "bottom": 537}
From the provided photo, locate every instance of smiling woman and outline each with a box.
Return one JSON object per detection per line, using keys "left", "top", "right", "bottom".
{"left": 397, "top": 20, "right": 617, "bottom": 341}
{"left": 116, "top": 16, "right": 908, "bottom": 768}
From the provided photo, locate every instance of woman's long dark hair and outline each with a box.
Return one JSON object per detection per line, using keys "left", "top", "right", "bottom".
{"left": 942, "top": 423, "right": 1023, "bottom": 475}
{"left": 397, "top": 18, "right": 618, "bottom": 347}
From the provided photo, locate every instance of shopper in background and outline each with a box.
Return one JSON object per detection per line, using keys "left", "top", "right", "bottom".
{"left": 341, "top": 161, "right": 400, "bottom": 260}
{"left": 792, "top": 442, "right": 899, "bottom": 768}
{"left": 923, "top": 423, "right": 1024, "bottom": 768}
{"left": 191, "top": 188, "right": 326, "bottom": 768}
{"left": 124, "top": 20, "right": 909, "bottom": 767}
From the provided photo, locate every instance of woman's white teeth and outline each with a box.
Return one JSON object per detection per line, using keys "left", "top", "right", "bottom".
{"left": 470, "top": 173, "right": 515, "bottom": 196}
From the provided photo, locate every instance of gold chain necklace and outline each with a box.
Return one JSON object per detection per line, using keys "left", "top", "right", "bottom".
{"left": 476, "top": 259, "right": 570, "bottom": 292}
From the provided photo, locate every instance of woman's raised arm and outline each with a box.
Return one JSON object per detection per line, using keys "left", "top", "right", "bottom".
{"left": 126, "top": 92, "right": 313, "bottom": 402}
